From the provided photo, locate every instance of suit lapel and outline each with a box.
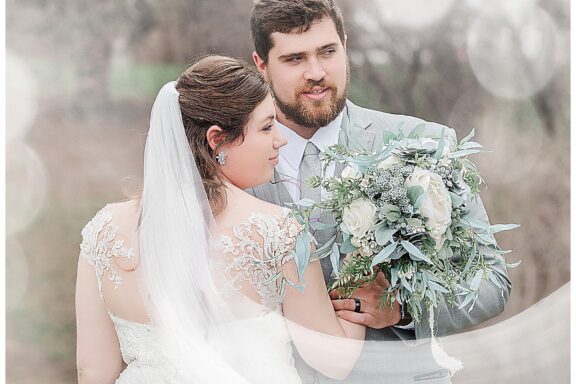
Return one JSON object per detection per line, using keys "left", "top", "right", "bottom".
{"left": 335, "top": 101, "right": 378, "bottom": 177}
{"left": 250, "top": 169, "right": 293, "bottom": 207}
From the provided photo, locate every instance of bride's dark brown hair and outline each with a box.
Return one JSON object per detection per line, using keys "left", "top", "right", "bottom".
{"left": 175, "top": 55, "right": 270, "bottom": 215}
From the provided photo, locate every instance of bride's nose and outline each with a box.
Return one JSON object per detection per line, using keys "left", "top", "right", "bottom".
{"left": 274, "top": 132, "right": 287, "bottom": 149}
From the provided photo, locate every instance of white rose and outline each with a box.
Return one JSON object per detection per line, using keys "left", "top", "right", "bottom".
{"left": 405, "top": 167, "right": 452, "bottom": 249}
{"left": 377, "top": 154, "right": 401, "bottom": 170}
{"left": 340, "top": 198, "right": 376, "bottom": 239}
{"left": 341, "top": 166, "right": 362, "bottom": 179}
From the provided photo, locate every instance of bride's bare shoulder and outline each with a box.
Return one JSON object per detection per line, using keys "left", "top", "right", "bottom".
{"left": 239, "top": 192, "right": 287, "bottom": 217}
{"left": 82, "top": 199, "right": 139, "bottom": 238}
{"left": 104, "top": 199, "right": 140, "bottom": 219}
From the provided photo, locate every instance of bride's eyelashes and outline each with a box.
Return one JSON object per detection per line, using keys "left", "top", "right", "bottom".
{"left": 262, "top": 122, "right": 275, "bottom": 132}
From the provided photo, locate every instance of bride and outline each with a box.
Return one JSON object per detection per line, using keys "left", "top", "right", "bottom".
{"left": 75, "top": 55, "right": 365, "bottom": 383}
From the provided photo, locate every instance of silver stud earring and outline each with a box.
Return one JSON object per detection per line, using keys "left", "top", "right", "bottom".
{"left": 216, "top": 151, "right": 227, "bottom": 165}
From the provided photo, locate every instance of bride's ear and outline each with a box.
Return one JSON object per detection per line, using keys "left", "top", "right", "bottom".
{"left": 206, "top": 125, "right": 224, "bottom": 151}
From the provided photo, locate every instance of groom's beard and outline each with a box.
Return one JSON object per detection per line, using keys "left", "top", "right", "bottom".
{"left": 272, "top": 65, "right": 349, "bottom": 129}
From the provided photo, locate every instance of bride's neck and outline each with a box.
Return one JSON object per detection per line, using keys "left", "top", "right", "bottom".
{"left": 213, "top": 181, "right": 247, "bottom": 223}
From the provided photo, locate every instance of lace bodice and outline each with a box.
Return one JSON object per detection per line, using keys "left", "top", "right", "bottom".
{"left": 80, "top": 209, "right": 135, "bottom": 299}
{"left": 220, "top": 209, "right": 301, "bottom": 311}
{"left": 79, "top": 204, "right": 303, "bottom": 383}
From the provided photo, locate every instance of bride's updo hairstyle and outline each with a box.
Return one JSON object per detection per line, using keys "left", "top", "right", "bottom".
{"left": 175, "top": 55, "right": 270, "bottom": 215}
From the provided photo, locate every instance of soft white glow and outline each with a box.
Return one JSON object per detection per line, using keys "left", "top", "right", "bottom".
{"left": 6, "top": 142, "right": 48, "bottom": 235}
{"left": 6, "top": 51, "right": 38, "bottom": 141}
{"left": 466, "top": 6, "right": 558, "bottom": 99}
{"left": 373, "top": 0, "right": 456, "bottom": 30}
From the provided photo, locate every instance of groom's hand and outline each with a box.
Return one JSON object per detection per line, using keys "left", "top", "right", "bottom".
{"left": 330, "top": 272, "right": 401, "bottom": 329}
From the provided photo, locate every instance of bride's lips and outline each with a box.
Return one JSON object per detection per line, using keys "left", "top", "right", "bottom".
{"left": 269, "top": 155, "right": 279, "bottom": 164}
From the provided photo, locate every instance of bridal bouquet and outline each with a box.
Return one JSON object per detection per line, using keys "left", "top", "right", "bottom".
{"left": 291, "top": 125, "right": 519, "bottom": 323}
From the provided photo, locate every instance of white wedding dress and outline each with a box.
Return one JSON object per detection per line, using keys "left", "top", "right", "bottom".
{"left": 80, "top": 203, "right": 303, "bottom": 384}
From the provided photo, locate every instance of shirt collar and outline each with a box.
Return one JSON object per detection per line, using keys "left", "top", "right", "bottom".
{"left": 276, "top": 111, "right": 344, "bottom": 171}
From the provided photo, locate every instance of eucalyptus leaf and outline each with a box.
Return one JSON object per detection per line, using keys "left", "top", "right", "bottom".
{"left": 375, "top": 227, "right": 397, "bottom": 246}
{"left": 449, "top": 149, "right": 484, "bottom": 158}
{"left": 425, "top": 288, "right": 438, "bottom": 307}
{"left": 371, "top": 241, "right": 398, "bottom": 267}
{"left": 489, "top": 224, "right": 521, "bottom": 234}
{"left": 487, "top": 271, "right": 503, "bottom": 289}
{"left": 460, "top": 128, "right": 476, "bottom": 145}
{"left": 381, "top": 131, "right": 398, "bottom": 145}
{"left": 309, "top": 221, "right": 338, "bottom": 231}
{"left": 458, "top": 141, "right": 484, "bottom": 150}
{"left": 380, "top": 203, "right": 400, "bottom": 214}
{"left": 406, "top": 218, "right": 422, "bottom": 228}
{"left": 427, "top": 280, "right": 449, "bottom": 293}
{"left": 340, "top": 235, "right": 356, "bottom": 254}
{"left": 396, "top": 121, "right": 406, "bottom": 139}
{"left": 506, "top": 260, "right": 522, "bottom": 268}
{"left": 390, "top": 266, "right": 399, "bottom": 286}
{"left": 386, "top": 211, "right": 401, "bottom": 222}
{"left": 449, "top": 192, "right": 466, "bottom": 208}
{"left": 469, "top": 269, "right": 484, "bottom": 290}
{"left": 312, "top": 235, "right": 337, "bottom": 259}
{"left": 408, "top": 123, "right": 426, "bottom": 139}
{"left": 295, "top": 232, "right": 311, "bottom": 281}
{"left": 295, "top": 198, "right": 317, "bottom": 208}
{"left": 400, "top": 276, "right": 413, "bottom": 293}
{"left": 434, "top": 128, "right": 446, "bottom": 159}
{"left": 264, "top": 271, "right": 282, "bottom": 284}
{"left": 463, "top": 244, "right": 477, "bottom": 274}
{"left": 437, "top": 244, "right": 453, "bottom": 260}
{"left": 407, "top": 186, "right": 425, "bottom": 206}
{"left": 330, "top": 243, "right": 341, "bottom": 274}
{"left": 401, "top": 240, "right": 433, "bottom": 264}
{"left": 284, "top": 275, "right": 305, "bottom": 292}
{"left": 476, "top": 233, "right": 497, "bottom": 246}
{"left": 457, "top": 291, "right": 476, "bottom": 310}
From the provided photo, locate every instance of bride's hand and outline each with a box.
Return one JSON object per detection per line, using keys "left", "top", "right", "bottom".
{"left": 329, "top": 272, "right": 401, "bottom": 329}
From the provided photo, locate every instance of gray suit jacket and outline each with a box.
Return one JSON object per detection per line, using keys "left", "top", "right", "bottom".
{"left": 247, "top": 100, "right": 512, "bottom": 383}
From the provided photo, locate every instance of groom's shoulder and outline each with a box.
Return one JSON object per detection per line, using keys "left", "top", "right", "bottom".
{"left": 346, "top": 100, "right": 457, "bottom": 144}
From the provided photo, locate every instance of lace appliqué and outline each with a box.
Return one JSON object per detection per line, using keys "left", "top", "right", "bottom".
{"left": 220, "top": 210, "right": 301, "bottom": 311}
{"left": 80, "top": 208, "right": 135, "bottom": 299}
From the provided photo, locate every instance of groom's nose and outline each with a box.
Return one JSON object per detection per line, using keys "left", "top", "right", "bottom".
{"left": 304, "top": 57, "right": 326, "bottom": 82}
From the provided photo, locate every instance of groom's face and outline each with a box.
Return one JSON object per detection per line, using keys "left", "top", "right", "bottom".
{"left": 253, "top": 17, "right": 349, "bottom": 135}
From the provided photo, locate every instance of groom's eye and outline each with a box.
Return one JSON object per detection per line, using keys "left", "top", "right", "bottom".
{"left": 284, "top": 55, "right": 303, "bottom": 63}
{"left": 322, "top": 49, "right": 336, "bottom": 57}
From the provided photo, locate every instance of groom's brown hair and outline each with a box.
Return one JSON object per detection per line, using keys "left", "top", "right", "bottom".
{"left": 250, "top": 0, "right": 346, "bottom": 63}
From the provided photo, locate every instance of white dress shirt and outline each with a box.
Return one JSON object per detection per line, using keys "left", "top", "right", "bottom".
{"left": 275, "top": 112, "right": 344, "bottom": 202}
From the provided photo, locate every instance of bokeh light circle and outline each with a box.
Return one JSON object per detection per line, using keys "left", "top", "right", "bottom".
{"left": 6, "top": 142, "right": 48, "bottom": 235}
{"left": 374, "top": 0, "right": 456, "bottom": 30}
{"left": 466, "top": 6, "right": 558, "bottom": 99}
{"left": 6, "top": 51, "right": 39, "bottom": 141}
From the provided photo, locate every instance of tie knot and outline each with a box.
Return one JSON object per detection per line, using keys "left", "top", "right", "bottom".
{"left": 303, "top": 142, "right": 320, "bottom": 157}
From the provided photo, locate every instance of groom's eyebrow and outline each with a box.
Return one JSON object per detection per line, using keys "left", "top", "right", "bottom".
{"left": 277, "top": 43, "right": 339, "bottom": 61}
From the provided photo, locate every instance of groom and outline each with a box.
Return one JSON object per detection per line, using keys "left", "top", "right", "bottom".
{"left": 248, "top": 0, "right": 511, "bottom": 382}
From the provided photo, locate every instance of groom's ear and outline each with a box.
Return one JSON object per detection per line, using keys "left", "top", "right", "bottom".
{"left": 252, "top": 51, "right": 267, "bottom": 77}
{"left": 206, "top": 125, "right": 224, "bottom": 151}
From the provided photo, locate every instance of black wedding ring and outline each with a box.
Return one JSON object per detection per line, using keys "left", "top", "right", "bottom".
{"left": 353, "top": 298, "right": 362, "bottom": 313}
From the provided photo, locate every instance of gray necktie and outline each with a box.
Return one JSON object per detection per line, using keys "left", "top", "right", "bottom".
{"left": 299, "top": 141, "right": 338, "bottom": 282}
{"left": 299, "top": 142, "right": 321, "bottom": 202}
